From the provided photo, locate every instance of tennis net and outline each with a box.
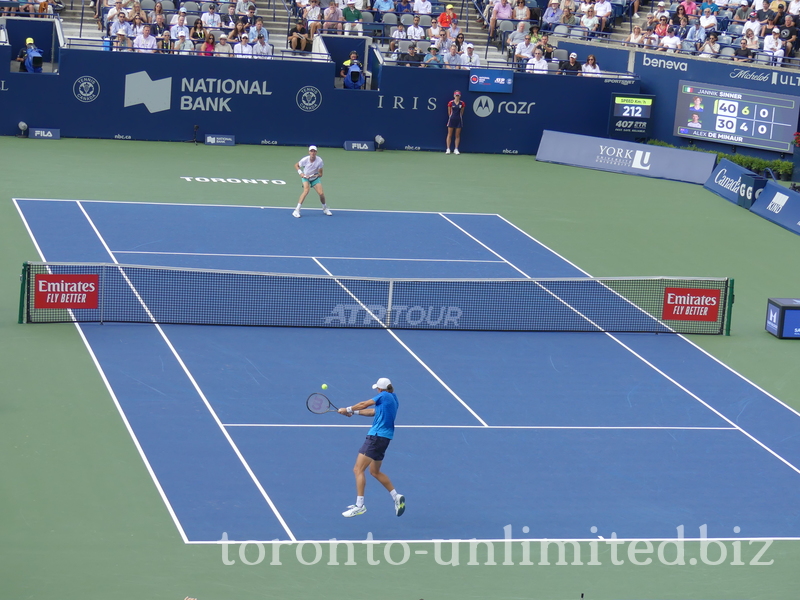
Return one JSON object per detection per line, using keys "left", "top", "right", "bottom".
{"left": 19, "top": 262, "right": 734, "bottom": 335}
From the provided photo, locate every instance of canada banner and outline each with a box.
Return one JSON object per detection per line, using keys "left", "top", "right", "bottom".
{"left": 34, "top": 274, "right": 99, "bottom": 309}
{"left": 662, "top": 287, "right": 721, "bottom": 322}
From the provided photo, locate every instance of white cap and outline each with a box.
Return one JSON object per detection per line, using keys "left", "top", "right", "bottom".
{"left": 466, "top": 42, "right": 474, "bottom": 48}
{"left": 308, "top": 144, "right": 317, "bottom": 151}
{"left": 372, "top": 377, "right": 392, "bottom": 390}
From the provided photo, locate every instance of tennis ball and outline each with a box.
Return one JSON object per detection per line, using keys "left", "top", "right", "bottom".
{"left": 321, "top": 384, "right": 328, "bottom": 390}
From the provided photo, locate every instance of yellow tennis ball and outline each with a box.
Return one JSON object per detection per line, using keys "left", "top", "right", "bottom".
{"left": 321, "top": 384, "right": 328, "bottom": 390}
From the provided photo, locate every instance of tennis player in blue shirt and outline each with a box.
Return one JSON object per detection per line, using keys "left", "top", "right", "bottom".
{"left": 338, "top": 378, "right": 405, "bottom": 518}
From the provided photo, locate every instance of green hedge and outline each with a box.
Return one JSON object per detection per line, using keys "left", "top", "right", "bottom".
{"left": 646, "top": 139, "right": 794, "bottom": 176}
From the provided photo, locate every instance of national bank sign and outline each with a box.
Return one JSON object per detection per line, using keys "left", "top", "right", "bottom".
{"left": 122, "top": 71, "right": 273, "bottom": 113}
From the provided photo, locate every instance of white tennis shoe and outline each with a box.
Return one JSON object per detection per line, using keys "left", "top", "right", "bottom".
{"left": 445, "top": 149, "right": 451, "bottom": 154}
{"left": 454, "top": 149, "right": 460, "bottom": 155}
{"left": 292, "top": 209, "right": 301, "bottom": 218}
{"left": 342, "top": 505, "right": 367, "bottom": 517}
{"left": 323, "top": 207, "right": 332, "bottom": 216}
{"left": 394, "top": 494, "right": 405, "bottom": 517}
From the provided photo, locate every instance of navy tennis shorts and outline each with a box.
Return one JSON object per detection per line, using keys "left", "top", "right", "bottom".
{"left": 359, "top": 435, "right": 391, "bottom": 461}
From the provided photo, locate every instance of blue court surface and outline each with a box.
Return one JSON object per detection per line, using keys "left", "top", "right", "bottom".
{"left": 13, "top": 198, "right": 800, "bottom": 544}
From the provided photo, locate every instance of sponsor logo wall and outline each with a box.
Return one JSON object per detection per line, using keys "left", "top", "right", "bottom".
{"left": 749, "top": 181, "right": 800, "bottom": 236}
{"left": 536, "top": 130, "right": 717, "bottom": 184}
{"left": 703, "top": 158, "right": 757, "bottom": 205}
{"left": 0, "top": 45, "right": 638, "bottom": 153}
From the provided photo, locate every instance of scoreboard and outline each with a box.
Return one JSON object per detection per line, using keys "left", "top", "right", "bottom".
{"left": 673, "top": 80, "right": 800, "bottom": 153}
{"left": 608, "top": 94, "right": 655, "bottom": 140}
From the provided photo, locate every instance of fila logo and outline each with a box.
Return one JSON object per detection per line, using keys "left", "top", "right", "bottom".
{"left": 767, "top": 192, "right": 789, "bottom": 214}
{"left": 124, "top": 71, "right": 172, "bottom": 113}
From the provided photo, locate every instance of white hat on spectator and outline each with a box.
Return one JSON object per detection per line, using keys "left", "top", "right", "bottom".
{"left": 569, "top": 52, "right": 578, "bottom": 58}
{"left": 466, "top": 42, "right": 474, "bottom": 48}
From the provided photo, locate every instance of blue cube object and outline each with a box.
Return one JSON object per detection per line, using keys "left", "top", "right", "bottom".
{"left": 766, "top": 298, "right": 800, "bottom": 339}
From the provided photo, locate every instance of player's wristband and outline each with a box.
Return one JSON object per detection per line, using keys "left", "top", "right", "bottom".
{"left": 297, "top": 169, "right": 304, "bottom": 176}
{"left": 346, "top": 406, "right": 353, "bottom": 414}
{"left": 353, "top": 410, "right": 360, "bottom": 415}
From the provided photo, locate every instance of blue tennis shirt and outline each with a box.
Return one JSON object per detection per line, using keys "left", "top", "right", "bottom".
{"left": 368, "top": 391, "right": 398, "bottom": 439}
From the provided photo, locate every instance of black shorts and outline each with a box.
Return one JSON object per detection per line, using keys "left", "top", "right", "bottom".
{"left": 359, "top": 435, "right": 391, "bottom": 461}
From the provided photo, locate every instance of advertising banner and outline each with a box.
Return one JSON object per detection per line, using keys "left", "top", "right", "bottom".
{"left": 703, "top": 158, "right": 756, "bottom": 205}
{"left": 749, "top": 181, "right": 800, "bottom": 236}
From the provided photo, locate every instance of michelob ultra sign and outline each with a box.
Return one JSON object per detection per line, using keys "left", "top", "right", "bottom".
{"left": 662, "top": 287, "right": 721, "bottom": 322}
{"left": 35, "top": 274, "right": 99, "bottom": 309}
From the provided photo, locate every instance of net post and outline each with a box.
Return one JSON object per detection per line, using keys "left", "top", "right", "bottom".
{"left": 724, "top": 278, "right": 734, "bottom": 336}
{"left": 18, "top": 262, "right": 28, "bottom": 324}
{"left": 385, "top": 280, "right": 394, "bottom": 327}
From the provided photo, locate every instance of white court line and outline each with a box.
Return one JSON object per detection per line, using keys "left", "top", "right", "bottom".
{"left": 74, "top": 201, "right": 297, "bottom": 542}
{"left": 311, "top": 257, "right": 489, "bottom": 427}
{"left": 112, "top": 250, "right": 505, "bottom": 264}
{"left": 496, "top": 214, "right": 800, "bottom": 423}
{"left": 441, "top": 213, "right": 800, "bottom": 477}
{"left": 12, "top": 198, "right": 190, "bottom": 544}
{"left": 223, "top": 423, "right": 738, "bottom": 430}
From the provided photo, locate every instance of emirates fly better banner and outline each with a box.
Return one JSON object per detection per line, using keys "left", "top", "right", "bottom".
{"left": 662, "top": 287, "right": 721, "bottom": 322}
{"left": 34, "top": 274, "right": 99, "bottom": 309}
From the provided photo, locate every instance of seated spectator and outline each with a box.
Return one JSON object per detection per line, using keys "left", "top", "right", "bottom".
{"left": 250, "top": 17, "right": 269, "bottom": 42}
{"left": 579, "top": 0, "right": 596, "bottom": 14}
{"left": 111, "top": 12, "right": 133, "bottom": 37}
{"left": 699, "top": 7, "right": 718, "bottom": 29}
{"left": 215, "top": 32, "right": 234, "bottom": 55}
{"left": 514, "top": 32, "right": 535, "bottom": 65}
{"left": 190, "top": 19, "right": 207, "bottom": 44}
{"left": 113, "top": 28, "right": 132, "bottom": 50}
{"left": 654, "top": 15, "right": 670, "bottom": 36}
{"left": 681, "top": 0, "right": 699, "bottom": 14}
{"left": 789, "top": 0, "right": 800, "bottom": 15}
{"left": 407, "top": 15, "right": 426, "bottom": 39}
{"left": 744, "top": 27, "right": 760, "bottom": 47}
{"left": 199, "top": 32, "right": 216, "bottom": 55}
{"left": 763, "top": 25, "right": 786, "bottom": 60}
{"left": 293, "top": 0, "right": 308, "bottom": 19}
{"left": 580, "top": 6, "right": 600, "bottom": 30}
{"left": 340, "top": 49, "right": 362, "bottom": 74}
{"left": 653, "top": 1, "right": 670, "bottom": 18}
{"left": 222, "top": 4, "right": 238, "bottom": 31}
{"left": 743, "top": 10, "right": 762, "bottom": 35}
{"left": 372, "top": 0, "right": 394, "bottom": 19}
{"left": 253, "top": 31, "right": 272, "bottom": 57}
{"left": 757, "top": 0, "right": 775, "bottom": 34}
{"left": 413, "top": 0, "right": 431, "bottom": 12}
{"left": 389, "top": 22, "right": 408, "bottom": 52}
{"left": 594, "top": 0, "right": 612, "bottom": 31}
{"left": 305, "top": 0, "right": 324, "bottom": 36}
{"left": 128, "top": 0, "right": 148, "bottom": 22}
{"left": 288, "top": 18, "right": 310, "bottom": 49}
{"left": 105, "top": 0, "right": 125, "bottom": 27}
{"left": 343, "top": 0, "right": 363, "bottom": 35}
{"left": 148, "top": 1, "right": 165, "bottom": 23}
{"left": 733, "top": 36, "right": 755, "bottom": 58}
{"left": 536, "top": 33, "right": 554, "bottom": 57}
{"left": 445, "top": 44, "right": 463, "bottom": 67}
{"left": 698, "top": 31, "right": 720, "bottom": 54}
{"left": 506, "top": 21, "right": 528, "bottom": 50}
{"left": 479, "top": 0, "right": 496, "bottom": 26}
{"left": 780, "top": 14, "right": 797, "bottom": 54}
{"left": 581, "top": 53, "right": 601, "bottom": 75}
{"left": 395, "top": 0, "right": 413, "bottom": 13}
{"left": 151, "top": 13, "right": 168, "bottom": 37}
{"left": 422, "top": 44, "right": 444, "bottom": 66}
{"left": 559, "top": 51, "right": 582, "bottom": 73}
{"left": 560, "top": 7, "right": 577, "bottom": 23}
{"left": 452, "top": 32, "right": 466, "bottom": 53}
{"left": 659, "top": 26, "right": 681, "bottom": 49}
{"left": 429, "top": 19, "right": 441, "bottom": 38}
{"left": 158, "top": 29, "right": 172, "bottom": 52}
{"left": 513, "top": 0, "right": 532, "bottom": 21}
{"left": 434, "top": 28, "right": 451, "bottom": 51}
{"left": 529, "top": 22, "right": 542, "bottom": 43}
{"left": 130, "top": 14, "right": 146, "bottom": 36}
{"left": 700, "top": 0, "right": 720, "bottom": 12}
{"left": 675, "top": 16, "right": 690, "bottom": 37}
{"left": 672, "top": 4, "right": 688, "bottom": 24}
{"left": 439, "top": 3, "right": 458, "bottom": 27}
{"left": 542, "top": 0, "right": 562, "bottom": 28}
{"left": 733, "top": 0, "right": 751, "bottom": 21}
{"left": 686, "top": 17, "right": 707, "bottom": 46}
{"left": 242, "top": 4, "right": 258, "bottom": 26}
{"left": 228, "top": 19, "right": 247, "bottom": 42}
{"left": 202, "top": 3, "right": 222, "bottom": 29}
{"left": 324, "top": 0, "right": 343, "bottom": 32}
{"left": 234, "top": 32, "right": 253, "bottom": 56}
{"left": 526, "top": 47, "right": 549, "bottom": 72}
{"left": 561, "top": 0, "right": 577, "bottom": 11}
{"left": 489, "top": 0, "right": 512, "bottom": 38}
{"left": 624, "top": 23, "right": 645, "bottom": 44}
{"left": 462, "top": 42, "right": 481, "bottom": 66}
{"left": 399, "top": 43, "right": 425, "bottom": 65}
{"left": 174, "top": 30, "right": 195, "bottom": 53}
{"left": 774, "top": 2, "right": 788, "bottom": 27}
{"left": 133, "top": 25, "right": 158, "bottom": 54}
{"left": 170, "top": 6, "right": 187, "bottom": 26}
{"left": 235, "top": 0, "right": 253, "bottom": 15}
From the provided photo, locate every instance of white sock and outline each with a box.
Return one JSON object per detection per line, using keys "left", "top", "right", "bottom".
{"left": 295, "top": 203, "right": 302, "bottom": 210}
{"left": 389, "top": 489, "right": 399, "bottom": 500}
{"left": 356, "top": 496, "right": 365, "bottom": 508}
{"left": 322, "top": 203, "right": 328, "bottom": 209}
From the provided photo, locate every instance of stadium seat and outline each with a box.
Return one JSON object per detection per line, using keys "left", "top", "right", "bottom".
{"left": 140, "top": 0, "right": 155, "bottom": 9}
{"left": 553, "top": 47, "right": 568, "bottom": 61}
{"left": 680, "top": 39, "right": 696, "bottom": 53}
{"left": 397, "top": 38, "right": 413, "bottom": 53}
{"left": 547, "top": 60, "right": 559, "bottom": 71}
{"left": 552, "top": 23, "right": 569, "bottom": 36}
{"left": 382, "top": 12, "right": 397, "bottom": 25}
{"left": 161, "top": 0, "right": 175, "bottom": 10}
{"left": 720, "top": 45, "right": 735, "bottom": 58}
{"left": 717, "top": 33, "right": 732, "bottom": 45}
{"left": 182, "top": 1, "right": 200, "bottom": 12}
{"left": 727, "top": 23, "right": 743, "bottom": 35}
{"left": 418, "top": 14, "right": 431, "bottom": 26}
{"left": 754, "top": 51, "right": 770, "bottom": 63}
{"left": 400, "top": 12, "right": 414, "bottom": 25}
{"left": 569, "top": 25, "right": 588, "bottom": 38}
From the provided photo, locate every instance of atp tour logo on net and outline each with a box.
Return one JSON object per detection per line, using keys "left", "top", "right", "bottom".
{"left": 596, "top": 145, "right": 651, "bottom": 170}
{"left": 324, "top": 304, "right": 463, "bottom": 327}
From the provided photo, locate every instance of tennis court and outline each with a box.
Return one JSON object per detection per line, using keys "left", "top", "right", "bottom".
{"left": 14, "top": 197, "right": 800, "bottom": 545}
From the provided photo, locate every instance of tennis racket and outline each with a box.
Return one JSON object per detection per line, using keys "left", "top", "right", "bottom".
{"left": 306, "top": 393, "right": 339, "bottom": 414}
